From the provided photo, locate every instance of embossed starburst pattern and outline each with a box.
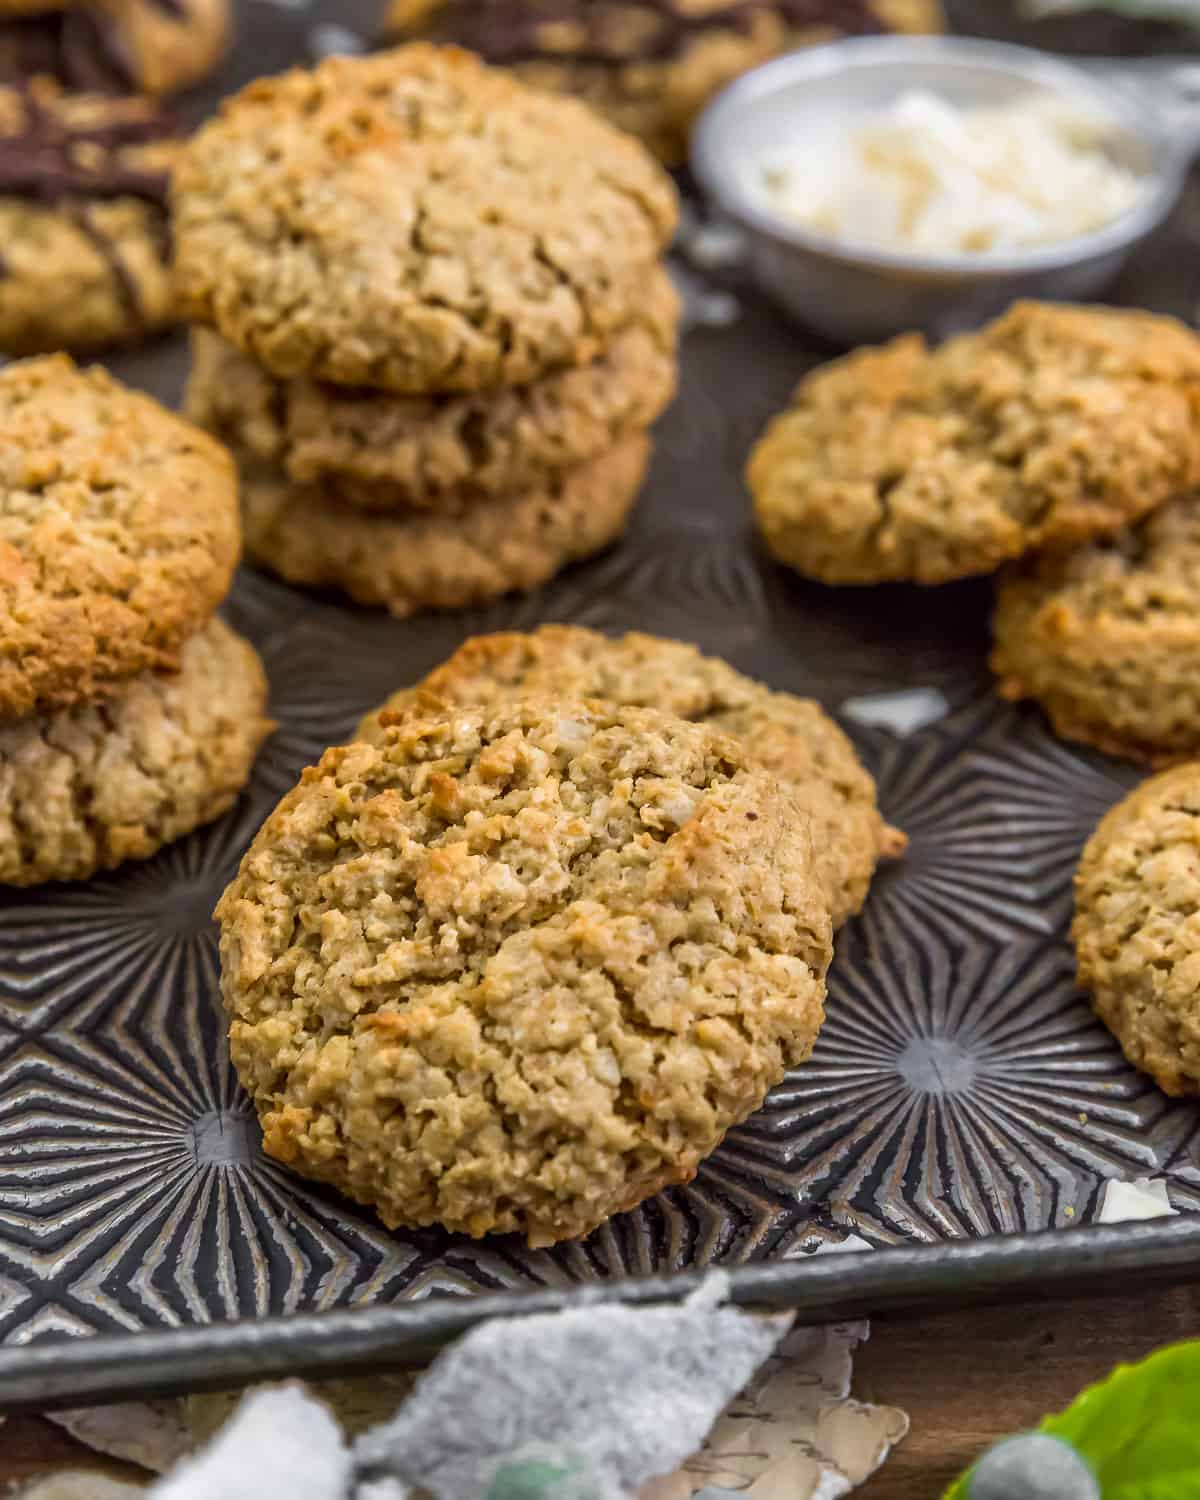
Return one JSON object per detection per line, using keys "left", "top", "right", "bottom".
{"left": 0, "top": 0, "right": 1195, "bottom": 1343}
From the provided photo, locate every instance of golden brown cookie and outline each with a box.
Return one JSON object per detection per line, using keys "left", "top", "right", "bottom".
{"left": 0, "top": 618, "right": 270, "bottom": 886}
{"left": 185, "top": 270, "right": 677, "bottom": 509}
{"left": 358, "top": 625, "right": 900, "bottom": 925}
{"left": 383, "top": 0, "right": 942, "bottom": 164}
{"left": 216, "top": 697, "right": 832, "bottom": 1244}
{"left": 0, "top": 355, "right": 240, "bottom": 720}
{"left": 172, "top": 45, "right": 678, "bottom": 392}
{"left": 1073, "top": 764, "right": 1200, "bottom": 1096}
{"left": 0, "top": 0, "right": 231, "bottom": 95}
{"left": 0, "top": 80, "right": 180, "bottom": 354}
{"left": 749, "top": 302, "right": 1200, "bottom": 586}
{"left": 992, "top": 492, "right": 1200, "bottom": 765}
{"left": 239, "top": 438, "right": 649, "bottom": 618}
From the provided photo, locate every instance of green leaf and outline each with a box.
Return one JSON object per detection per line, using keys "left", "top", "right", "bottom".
{"left": 942, "top": 1340, "right": 1200, "bottom": 1499}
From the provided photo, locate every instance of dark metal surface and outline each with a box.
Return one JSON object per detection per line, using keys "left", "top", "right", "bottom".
{"left": 0, "top": 0, "right": 1199, "bottom": 1398}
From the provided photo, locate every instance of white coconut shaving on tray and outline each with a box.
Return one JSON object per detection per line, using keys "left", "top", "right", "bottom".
{"left": 760, "top": 89, "right": 1145, "bottom": 257}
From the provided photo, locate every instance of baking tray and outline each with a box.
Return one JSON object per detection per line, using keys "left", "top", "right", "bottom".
{"left": 2, "top": 0, "right": 1200, "bottom": 1410}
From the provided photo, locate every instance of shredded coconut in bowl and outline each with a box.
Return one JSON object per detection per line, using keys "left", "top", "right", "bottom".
{"left": 760, "top": 89, "right": 1146, "bottom": 257}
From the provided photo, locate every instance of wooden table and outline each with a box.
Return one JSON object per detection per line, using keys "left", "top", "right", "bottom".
{"left": 855, "top": 1283, "right": 1200, "bottom": 1496}
{"left": 0, "top": 1282, "right": 1196, "bottom": 1495}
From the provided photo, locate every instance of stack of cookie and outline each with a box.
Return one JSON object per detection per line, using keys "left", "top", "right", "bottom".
{"left": 175, "top": 45, "right": 680, "bottom": 619}
{"left": 747, "top": 300, "right": 1200, "bottom": 766}
{"left": 214, "top": 624, "right": 898, "bottom": 1245}
{"left": 0, "top": 355, "right": 271, "bottom": 887}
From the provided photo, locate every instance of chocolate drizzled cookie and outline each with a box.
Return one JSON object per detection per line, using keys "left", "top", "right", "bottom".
{"left": 383, "top": 0, "right": 942, "bottom": 161}
{"left": 411, "top": 0, "right": 886, "bottom": 66}
{"left": 0, "top": 0, "right": 230, "bottom": 96}
{"left": 0, "top": 78, "right": 181, "bottom": 352}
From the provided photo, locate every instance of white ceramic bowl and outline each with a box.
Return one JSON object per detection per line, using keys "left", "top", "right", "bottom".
{"left": 690, "top": 36, "right": 1183, "bottom": 345}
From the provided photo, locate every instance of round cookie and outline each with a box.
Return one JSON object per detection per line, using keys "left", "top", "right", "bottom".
{"left": 0, "top": 354, "right": 240, "bottom": 719}
{"left": 0, "top": 80, "right": 180, "bottom": 354}
{"left": 992, "top": 493, "right": 1200, "bottom": 766}
{"left": 1073, "top": 764, "right": 1200, "bottom": 1096}
{"left": 216, "top": 697, "right": 832, "bottom": 1244}
{"left": 0, "top": 0, "right": 230, "bottom": 95}
{"left": 748, "top": 302, "right": 1200, "bottom": 586}
{"left": 358, "top": 625, "right": 901, "bottom": 925}
{"left": 171, "top": 45, "right": 678, "bottom": 392}
{"left": 185, "top": 271, "right": 677, "bottom": 509}
{"left": 0, "top": 618, "right": 270, "bottom": 886}
{"left": 383, "top": 0, "right": 942, "bottom": 165}
{"left": 239, "top": 437, "right": 649, "bottom": 617}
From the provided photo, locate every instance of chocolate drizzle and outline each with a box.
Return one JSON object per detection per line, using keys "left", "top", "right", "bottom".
{"left": 423, "top": 0, "right": 884, "bottom": 66}
{"left": 0, "top": 83, "right": 177, "bottom": 325}
{"left": 0, "top": 84, "right": 175, "bottom": 206}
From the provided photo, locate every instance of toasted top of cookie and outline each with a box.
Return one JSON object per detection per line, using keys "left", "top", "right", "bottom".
{"left": 172, "top": 45, "right": 678, "bottom": 392}
{"left": 0, "top": 354, "right": 240, "bottom": 718}
{"left": 217, "top": 696, "right": 831, "bottom": 1245}
{"left": 749, "top": 301, "right": 1200, "bottom": 585}
{"left": 1073, "top": 763, "right": 1200, "bottom": 1095}
{"left": 358, "top": 624, "right": 894, "bottom": 925}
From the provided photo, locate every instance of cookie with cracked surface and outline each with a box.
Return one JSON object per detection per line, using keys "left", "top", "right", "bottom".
{"left": 383, "top": 0, "right": 941, "bottom": 164}
{"left": 0, "top": 79, "right": 180, "bottom": 354}
{"left": 748, "top": 302, "right": 1200, "bottom": 586}
{"left": 171, "top": 45, "right": 678, "bottom": 392}
{"left": 185, "top": 272, "right": 677, "bottom": 509}
{"left": 0, "top": 0, "right": 231, "bottom": 95}
{"left": 992, "top": 492, "right": 1200, "bottom": 765}
{"left": 239, "top": 437, "right": 648, "bottom": 618}
{"left": 0, "top": 354, "right": 240, "bottom": 719}
{"left": 358, "top": 625, "right": 901, "bottom": 925}
{"left": 216, "top": 696, "right": 832, "bottom": 1244}
{"left": 1073, "top": 763, "right": 1200, "bottom": 1096}
{"left": 0, "top": 617, "right": 270, "bottom": 887}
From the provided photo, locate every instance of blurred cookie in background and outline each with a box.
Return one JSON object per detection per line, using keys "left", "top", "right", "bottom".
{"left": 0, "top": 79, "right": 180, "bottom": 353}
{"left": 0, "top": 0, "right": 230, "bottom": 95}
{"left": 380, "top": 0, "right": 942, "bottom": 163}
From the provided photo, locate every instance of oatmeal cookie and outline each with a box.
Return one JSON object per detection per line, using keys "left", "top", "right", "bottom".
{"left": 359, "top": 625, "right": 900, "bottom": 924}
{"left": 992, "top": 492, "right": 1200, "bottom": 765}
{"left": 0, "top": 80, "right": 180, "bottom": 353}
{"left": 173, "top": 46, "right": 677, "bottom": 393}
{"left": 0, "top": 354, "right": 240, "bottom": 719}
{"left": 749, "top": 302, "right": 1200, "bottom": 586}
{"left": 0, "top": 618, "right": 270, "bottom": 886}
{"left": 185, "top": 270, "right": 677, "bottom": 508}
{"left": 383, "top": 0, "right": 941, "bottom": 164}
{"left": 239, "top": 437, "right": 648, "bottom": 617}
{"left": 216, "top": 697, "right": 832, "bottom": 1244}
{"left": 0, "top": 0, "right": 231, "bottom": 95}
{"left": 1073, "top": 764, "right": 1200, "bottom": 1095}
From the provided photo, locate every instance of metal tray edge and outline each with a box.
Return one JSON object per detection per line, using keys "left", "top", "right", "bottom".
{"left": 2, "top": 1216, "right": 1197, "bottom": 1412}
